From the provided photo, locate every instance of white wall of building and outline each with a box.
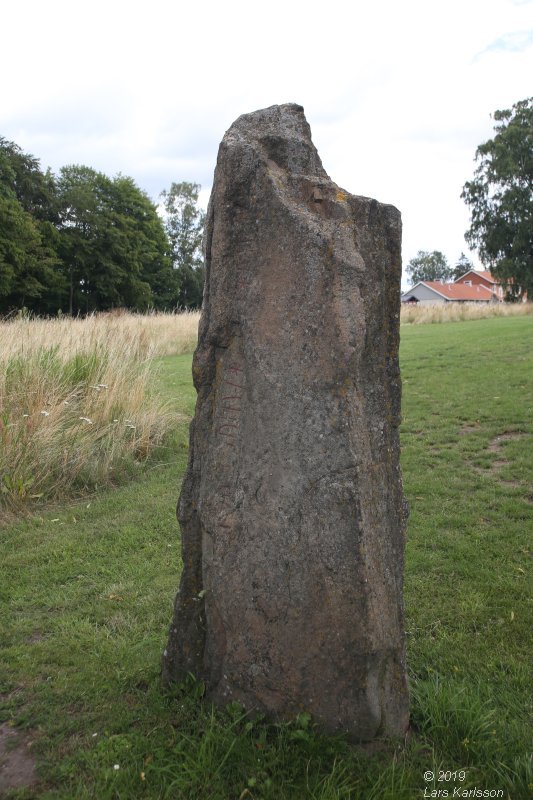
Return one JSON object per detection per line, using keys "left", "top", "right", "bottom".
{"left": 401, "top": 284, "right": 447, "bottom": 304}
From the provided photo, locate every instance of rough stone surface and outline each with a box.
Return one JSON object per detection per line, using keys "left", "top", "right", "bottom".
{"left": 163, "top": 103, "right": 409, "bottom": 740}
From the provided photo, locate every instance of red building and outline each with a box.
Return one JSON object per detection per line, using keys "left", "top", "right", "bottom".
{"left": 454, "top": 270, "right": 505, "bottom": 301}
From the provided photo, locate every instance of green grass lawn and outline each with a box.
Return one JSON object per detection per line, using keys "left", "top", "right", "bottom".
{"left": 1, "top": 320, "right": 532, "bottom": 799}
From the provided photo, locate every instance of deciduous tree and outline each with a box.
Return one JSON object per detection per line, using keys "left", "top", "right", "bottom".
{"left": 462, "top": 97, "right": 532, "bottom": 299}
{"left": 160, "top": 181, "right": 205, "bottom": 308}
{"left": 57, "top": 166, "right": 173, "bottom": 313}
{"left": 0, "top": 138, "right": 64, "bottom": 314}
{"left": 406, "top": 250, "right": 452, "bottom": 285}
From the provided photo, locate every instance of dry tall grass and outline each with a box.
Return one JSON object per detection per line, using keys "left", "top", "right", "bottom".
{"left": 400, "top": 301, "right": 532, "bottom": 325}
{"left": 1, "top": 308, "right": 201, "bottom": 361}
{"left": 0, "top": 311, "right": 199, "bottom": 516}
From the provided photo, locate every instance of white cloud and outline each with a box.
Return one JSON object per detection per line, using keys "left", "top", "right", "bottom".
{"left": 481, "top": 29, "right": 533, "bottom": 53}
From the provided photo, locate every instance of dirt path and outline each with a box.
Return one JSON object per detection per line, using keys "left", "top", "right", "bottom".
{"left": 0, "top": 722, "right": 37, "bottom": 794}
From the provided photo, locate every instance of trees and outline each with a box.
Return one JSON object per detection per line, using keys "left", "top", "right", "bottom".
{"left": 0, "top": 137, "right": 58, "bottom": 223}
{"left": 0, "top": 133, "right": 205, "bottom": 315}
{"left": 452, "top": 252, "right": 475, "bottom": 281}
{"left": 56, "top": 166, "right": 173, "bottom": 314}
{"left": 0, "top": 138, "right": 64, "bottom": 315}
{"left": 462, "top": 97, "right": 532, "bottom": 299}
{"left": 56, "top": 165, "right": 106, "bottom": 314}
{"left": 160, "top": 182, "right": 205, "bottom": 309}
{"left": 109, "top": 175, "right": 177, "bottom": 311}
{"left": 406, "top": 250, "right": 452, "bottom": 285}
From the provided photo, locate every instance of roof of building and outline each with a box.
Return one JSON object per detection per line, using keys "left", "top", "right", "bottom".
{"left": 403, "top": 281, "right": 495, "bottom": 302}
{"left": 454, "top": 269, "right": 497, "bottom": 284}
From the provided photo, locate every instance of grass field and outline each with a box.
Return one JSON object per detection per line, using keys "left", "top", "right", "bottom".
{"left": 1, "top": 316, "right": 532, "bottom": 799}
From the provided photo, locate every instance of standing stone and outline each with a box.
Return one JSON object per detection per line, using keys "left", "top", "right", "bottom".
{"left": 163, "top": 103, "right": 409, "bottom": 740}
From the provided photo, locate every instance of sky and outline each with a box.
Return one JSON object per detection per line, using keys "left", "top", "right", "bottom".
{"left": 2, "top": 0, "right": 531, "bottom": 288}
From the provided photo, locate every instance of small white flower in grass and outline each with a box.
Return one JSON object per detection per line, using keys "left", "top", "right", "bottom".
{"left": 40, "top": 410, "right": 50, "bottom": 416}
{"left": 92, "top": 733, "right": 98, "bottom": 738}
{"left": 79, "top": 417, "right": 93, "bottom": 424}
{"left": 113, "top": 764, "right": 120, "bottom": 770}
{"left": 23, "top": 414, "right": 29, "bottom": 418}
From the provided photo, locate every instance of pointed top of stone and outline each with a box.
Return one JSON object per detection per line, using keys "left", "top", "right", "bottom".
{"left": 223, "top": 103, "right": 328, "bottom": 179}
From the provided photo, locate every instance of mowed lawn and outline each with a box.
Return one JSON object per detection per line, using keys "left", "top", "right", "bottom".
{"left": 0, "top": 316, "right": 531, "bottom": 799}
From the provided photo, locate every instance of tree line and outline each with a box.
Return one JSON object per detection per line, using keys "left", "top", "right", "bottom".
{"left": 409, "top": 97, "right": 532, "bottom": 299}
{"left": 2, "top": 96, "right": 531, "bottom": 314}
{"left": 0, "top": 139, "right": 205, "bottom": 316}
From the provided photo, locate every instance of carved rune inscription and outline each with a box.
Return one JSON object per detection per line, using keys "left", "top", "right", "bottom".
{"left": 216, "top": 363, "right": 244, "bottom": 448}
{"left": 215, "top": 358, "right": 245, "bottom": 530}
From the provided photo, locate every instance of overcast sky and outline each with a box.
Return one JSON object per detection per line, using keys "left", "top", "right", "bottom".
{"left": 2, "top": 0, "right": 531, "bottom": 287}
